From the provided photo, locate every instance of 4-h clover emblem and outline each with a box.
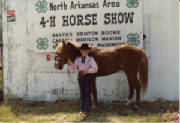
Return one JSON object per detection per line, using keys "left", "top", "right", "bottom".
{"left": 36, "top": 37, "right": 49, "bottom": 50}
{"left": 35, "top": 0, "right": 48, "bottom": 13}
{"left": 127, "top": 33, "right": 141, "bottom": 46}
{"left": 127, "top": 0, "right": 139, "bottom": 8}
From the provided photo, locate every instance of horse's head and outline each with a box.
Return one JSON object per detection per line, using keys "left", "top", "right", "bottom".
{"left": 55, "top": 40, "right": 80, "bottom": 70}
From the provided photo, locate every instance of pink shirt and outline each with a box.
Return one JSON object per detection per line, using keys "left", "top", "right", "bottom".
{"left": 69, "top": 55, "right": 98, "bottom": 73}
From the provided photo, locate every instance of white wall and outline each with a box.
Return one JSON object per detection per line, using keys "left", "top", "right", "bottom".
{"left": 142, "top": 0, "right": 179, "bottom": 101}
{"left": 0, "top": 0, "right": 2, "bottom": 40}
{"left": 2, "top": 0, "right": 179, "bottom": 101}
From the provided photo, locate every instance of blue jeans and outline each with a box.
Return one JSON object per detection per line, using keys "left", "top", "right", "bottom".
{"left": 78, "top": 73, "right": 92, "bottom": 112}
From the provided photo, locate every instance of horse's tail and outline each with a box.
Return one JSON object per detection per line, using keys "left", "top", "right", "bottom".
{"left": 139, "top": 50, "right": 148, "bottom": 92}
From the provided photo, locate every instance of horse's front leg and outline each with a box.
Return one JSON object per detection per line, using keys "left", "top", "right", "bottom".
{"left": 90, "top": 77, "right": 98, "bottom": 107}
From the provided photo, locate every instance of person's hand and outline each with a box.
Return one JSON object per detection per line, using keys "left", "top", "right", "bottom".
{"left": 82, "top": 71, "right": 89, "bottom": 76}
{"left": 67, "top": 59, "right": 72, "bottom": 65}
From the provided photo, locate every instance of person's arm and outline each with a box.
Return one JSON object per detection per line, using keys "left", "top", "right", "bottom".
{"left": 87, "top": 58, "right": 98, "bottom": 74}
{"left": 68, "top": 58, "right": 78, "bottom": 70}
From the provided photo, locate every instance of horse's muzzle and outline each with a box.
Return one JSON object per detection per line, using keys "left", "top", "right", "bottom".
{"left": 54, "top": 62, "right": 63, "bottom": 70}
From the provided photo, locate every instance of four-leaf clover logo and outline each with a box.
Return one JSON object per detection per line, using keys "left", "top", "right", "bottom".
{"left": 127, "top": 0, "right": 139, "bottom": 8}
{"left": 36, "top": 37, "right": 49, "bottom": 50}
{"left": 35, "top": 0, "right": 48, "bottom": 13}
{"left": 127, "top": 33, "right": 140, "bottom": 46}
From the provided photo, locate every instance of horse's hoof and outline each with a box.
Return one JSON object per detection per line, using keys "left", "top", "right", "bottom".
{"left": 126, "top": 99, "right": 133, "bottom": 106}
{"left": 92, "top": 104, "right": 97, "bottom": 109}
{"left": 134, "top": 104, "right": 139, "bottom": 109}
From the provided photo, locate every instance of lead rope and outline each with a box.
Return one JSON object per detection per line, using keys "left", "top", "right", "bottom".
{"left": 67, "top": 67, "right": 70, "bottom": 77}
{"left": 67, "top": 60, "right": 75, "bottom": 83}
{"left": 67, "top": 57, "right": 71, "bottom": 78}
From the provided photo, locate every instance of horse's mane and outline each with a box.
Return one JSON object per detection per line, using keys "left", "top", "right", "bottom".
{"left": 90, "top": 46, "right": 101, "bottom": 52}
{"left": 55, "top": 40, "right": 79, "bottom": 53}
{"left": 66, "top": 40, "right": 80, "bottom": 48}
{"left": 67, "top": 40, "right": 101, "bottom": 53}
{"left": 66, "top": 40, "right": 101, "bottom": 52}
{"left": 56, "top": 40, "right": 101, "bottom": 53}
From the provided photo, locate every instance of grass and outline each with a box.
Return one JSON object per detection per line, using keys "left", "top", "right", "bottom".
{"left": 0, "top": 99, "right": 179, "bottom": 122}
{"left": 0, "top": 71, "right": 2, "bottom": 101}
{"left": 0, "top": 71, "right": 2, "bottom": 89}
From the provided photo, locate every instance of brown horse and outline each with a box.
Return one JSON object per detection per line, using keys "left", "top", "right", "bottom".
{"left": 55, "top": 40, "right": 148, "bottom": 107}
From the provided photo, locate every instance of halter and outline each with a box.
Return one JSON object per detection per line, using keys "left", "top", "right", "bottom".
{"left": 55, "top": 54, "right": 71, "bottom": 77}
{"left": 55, "top": 54, "right": 70, "bottom": 63}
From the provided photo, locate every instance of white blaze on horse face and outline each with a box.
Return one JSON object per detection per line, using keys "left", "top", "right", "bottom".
{"left": 55, "top": 43, "right": 63, "bottom": 53}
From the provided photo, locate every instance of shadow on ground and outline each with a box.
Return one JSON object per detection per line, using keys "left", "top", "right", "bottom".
{"left": 77, "top": 100, "right": 179, "bottom": 122}
{"left": 0, "top": 99, "right": 179, "bottom": 122}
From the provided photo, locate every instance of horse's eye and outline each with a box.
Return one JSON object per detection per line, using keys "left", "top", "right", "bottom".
{"left": 55, "top": 56, "right": 61, "bottom": 61}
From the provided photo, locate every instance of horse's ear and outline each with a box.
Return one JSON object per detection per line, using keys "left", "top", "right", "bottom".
{"left": 62, "top": 41, "right": 66, "bottom": 46}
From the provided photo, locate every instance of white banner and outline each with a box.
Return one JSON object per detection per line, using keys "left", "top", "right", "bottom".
{"left": 29, "top": 0, "right": 143, "bottom": 52}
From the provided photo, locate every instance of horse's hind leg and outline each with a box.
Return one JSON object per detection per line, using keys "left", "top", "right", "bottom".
{"left": 134, "top": 80, "right": 141, "bottom": 106}
{"left": 126, "top": 72, "right": 140, "bottom": 106}
{"left": 126, "top": 84, "right": 134, "bottom": 106}
{"left": 126, "top": 73, "right": 135, "bottom": 106}
{"left": 131, "top": 75, "right": 141, "bottom": 106}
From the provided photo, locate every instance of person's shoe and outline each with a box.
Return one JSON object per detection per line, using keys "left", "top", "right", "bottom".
{"left": 79, "top": 111, "right": 85, "bottom": 114}
{"left": 79, "top": 111, "right": 83, "bottom": 114}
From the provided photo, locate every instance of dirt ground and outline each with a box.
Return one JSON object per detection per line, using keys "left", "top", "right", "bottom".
{"left": 0, "top": 88, "right": 3, "bottom": 102}
{"left": 0, "top": 99, "right": 179, "bottom": 122}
